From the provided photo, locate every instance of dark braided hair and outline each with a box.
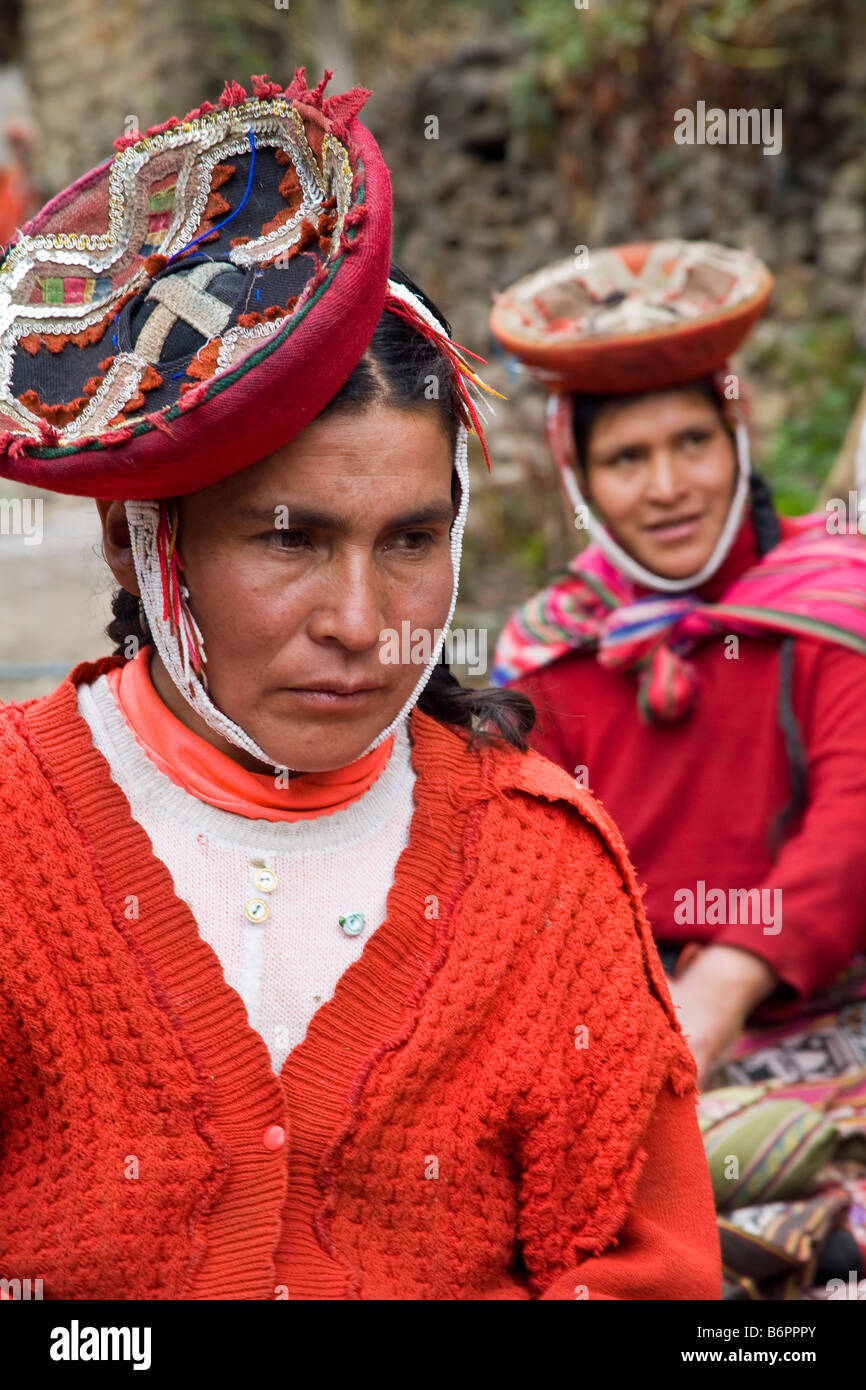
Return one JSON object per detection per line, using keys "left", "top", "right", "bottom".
{"left": 107, "top": 263, "right": 535, "bottom": 752}
{"left": 571, "top": 383, "right": 808, "bottom": 854}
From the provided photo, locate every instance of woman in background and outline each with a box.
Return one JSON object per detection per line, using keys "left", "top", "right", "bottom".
{"left": 491, "top": 240, "right": 866, "bottom": 1297}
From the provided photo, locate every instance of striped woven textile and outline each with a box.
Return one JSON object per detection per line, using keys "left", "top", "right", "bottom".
{"left": 703, "top": 972, "right": 866, "bottom": 1300}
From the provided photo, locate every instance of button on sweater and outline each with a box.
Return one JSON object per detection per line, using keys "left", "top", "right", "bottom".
{"left": 76, "top": 671, "right": 417, "bottom": 1074}
{"left": 0, "top": 656, "right": 721, "bottom": 1300}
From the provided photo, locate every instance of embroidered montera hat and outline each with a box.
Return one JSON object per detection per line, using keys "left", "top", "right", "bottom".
{"left": 0, "top": 71, "right": 392, "bottom": 500}
{"left": 489, "top": 239, "right": 772, "bottom": 395}
{"left": 490, "top": 240, "right": 774, "bottom": 593}
{"left": 0, "top": 70, "right": 504, "bottom": 769}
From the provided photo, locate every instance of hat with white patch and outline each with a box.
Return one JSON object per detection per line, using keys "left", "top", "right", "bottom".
{"left": 0, "top": 71, "right": 392, "bottom": 500}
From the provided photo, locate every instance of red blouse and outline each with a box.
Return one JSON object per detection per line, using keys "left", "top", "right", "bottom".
{"left": 510, "top": 518, "right": 866, "bottom": 1008}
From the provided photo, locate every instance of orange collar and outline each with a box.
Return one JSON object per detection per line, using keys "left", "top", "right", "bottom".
{"left": 104, "top": 647, "right": 394, "bottom": 822}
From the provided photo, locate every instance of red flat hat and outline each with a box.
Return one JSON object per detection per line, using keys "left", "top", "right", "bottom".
{"left": 490, "top": 239, "right": 772, "bottom": 395}
{"left": 0, "top": 71, "right": 392, "bottom": 499}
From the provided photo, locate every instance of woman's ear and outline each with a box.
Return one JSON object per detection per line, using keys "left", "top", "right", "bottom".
{"left": 95, "top": 499, "right": 140, "bottom": 596}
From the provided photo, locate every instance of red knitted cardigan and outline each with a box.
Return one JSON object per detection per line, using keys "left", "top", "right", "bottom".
{"left": 0, "top": 657, "right": 721, "bottom": 1300}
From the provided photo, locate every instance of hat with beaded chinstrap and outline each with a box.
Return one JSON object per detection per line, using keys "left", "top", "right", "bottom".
{"left": 0, "top": 71, "right": 393, "bottom": 500}
{"left": 490, "top": 240, "right": 774, "bottom": 595}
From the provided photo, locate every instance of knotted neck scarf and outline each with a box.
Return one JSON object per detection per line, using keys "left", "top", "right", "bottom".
{"left": 492, "top": 512, "right": 866, "bottom": 721}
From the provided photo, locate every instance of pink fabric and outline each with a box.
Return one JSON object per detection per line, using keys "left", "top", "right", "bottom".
{"left": 494, "top": 514, "right": 866, "bottom": 721}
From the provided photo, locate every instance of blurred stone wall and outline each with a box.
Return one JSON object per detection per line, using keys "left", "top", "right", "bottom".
{"left": 19, "top": 0, "right": 196, "bottom": 193}
{"left": 363, "top": 11, "right": 866, "bottom": 618}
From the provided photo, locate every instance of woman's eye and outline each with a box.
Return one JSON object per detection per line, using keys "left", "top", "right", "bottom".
{"left": 682, "top": 430, "right": 713, "bottom": 448}
{"left": 387, "top": 530, "right": 435, "bottom": 551}
{"left": 268, "top": 528, "right": 311, "bottom": 550}
{"left": 609, "top": 449, "right": 641, "bottom": 466}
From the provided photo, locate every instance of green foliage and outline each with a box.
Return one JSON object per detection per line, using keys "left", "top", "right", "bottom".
{"left": 754, "top": 319, "right": 866, "bottom": 514}
{"left": 518, "top": 530, "right": 550, "bottom": 588}
{"left": 515, "top": 0, "right": 844, "bottom": 98}
{"left": 515, "top": 0, "right": 782, "bottom": 74}
{"left": 181, "top": 0, "right": 317, "bottom": 86}
{"left": 518, "top": 0, "right": 653, "bottom": 76}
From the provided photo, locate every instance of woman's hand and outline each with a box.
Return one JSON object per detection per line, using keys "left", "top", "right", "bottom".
{"left": 666, "top": 945, "right": 779, "bottom": 1088}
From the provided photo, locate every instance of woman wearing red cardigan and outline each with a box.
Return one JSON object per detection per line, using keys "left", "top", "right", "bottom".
{"left": 0, "top": 78, "right": 719, "bottom": 1300}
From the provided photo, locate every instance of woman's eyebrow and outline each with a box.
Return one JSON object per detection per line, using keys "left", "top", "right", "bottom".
{"left": 672, "top": 422, "right": 714, "bottom": 437}
{"left": 594, "top": 422, "right": 716, "bottom": 461}
{"left": 234, "top": 502, "right": 455, "bottom": 531}
{"left": 594, "top": 439, "right": 647, "bottom": 462}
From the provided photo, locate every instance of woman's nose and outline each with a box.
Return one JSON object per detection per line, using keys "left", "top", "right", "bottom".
{"left": 645, "top": 450, "right": 687, "bottom": 502}
{"left": 306, "top": 552, "right": 386, "bottom": 652}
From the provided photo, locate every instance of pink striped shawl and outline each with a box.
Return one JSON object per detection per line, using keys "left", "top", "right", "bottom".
{"left": 492, "top": 515, "right": 866, "bottom": 722}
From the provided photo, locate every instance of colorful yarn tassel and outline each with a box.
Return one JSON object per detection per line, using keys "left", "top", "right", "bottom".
{"left": 636, "top": 646, "right": 698, "bottom": 723}
{"left": 384, "top": 290, "right": 504, "bottom": 469}
{"left": 155, "top": 500, "right": 207, "bottom": 687}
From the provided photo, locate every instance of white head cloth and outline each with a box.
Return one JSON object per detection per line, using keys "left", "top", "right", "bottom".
{"left": 126, "top": 279, "right": 475, "bottom": 770}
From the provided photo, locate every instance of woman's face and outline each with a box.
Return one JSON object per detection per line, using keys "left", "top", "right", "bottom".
{"left": 582, "top": 388, "right": 738, "bottom": 580}
{"left": 103, "top": 405, "right": 457, "bottom": 773}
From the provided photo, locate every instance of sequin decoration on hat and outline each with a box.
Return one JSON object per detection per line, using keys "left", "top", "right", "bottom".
{"left": 0, "top": 71, "right": 393, "bottom": 500}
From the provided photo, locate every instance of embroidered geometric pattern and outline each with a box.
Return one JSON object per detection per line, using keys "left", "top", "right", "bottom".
{"left": 0, "top": 81, "right": 355, "bottom": 446}
{"left": 132, "top": 262, "right": 236, "bottom": 361}
{"left": 140, "top": 180, "right": 178, "bottom": 256}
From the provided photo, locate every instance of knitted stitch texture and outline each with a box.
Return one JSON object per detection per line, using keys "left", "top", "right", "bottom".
{"left": 0, "top": 657, "right": 711, "bottom": 1300}
{"left": 76, "top": 672, "right": 417, "bottom": 1073}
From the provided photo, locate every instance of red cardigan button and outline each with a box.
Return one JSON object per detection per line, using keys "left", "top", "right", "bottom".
{"left": 263, "top": 1124, "right": 286, "bottom": 1151}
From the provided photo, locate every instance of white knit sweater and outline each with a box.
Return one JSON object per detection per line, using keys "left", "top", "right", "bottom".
{"left": 76, "top": 675, "right": 416, "bottom": 1076}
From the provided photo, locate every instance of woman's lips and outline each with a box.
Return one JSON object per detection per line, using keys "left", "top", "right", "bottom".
{"left": 281, "top": 686, "right": 382, "bottom": 709}
{"left": 642, "top": 513, "right": 704, "bottom": 543}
